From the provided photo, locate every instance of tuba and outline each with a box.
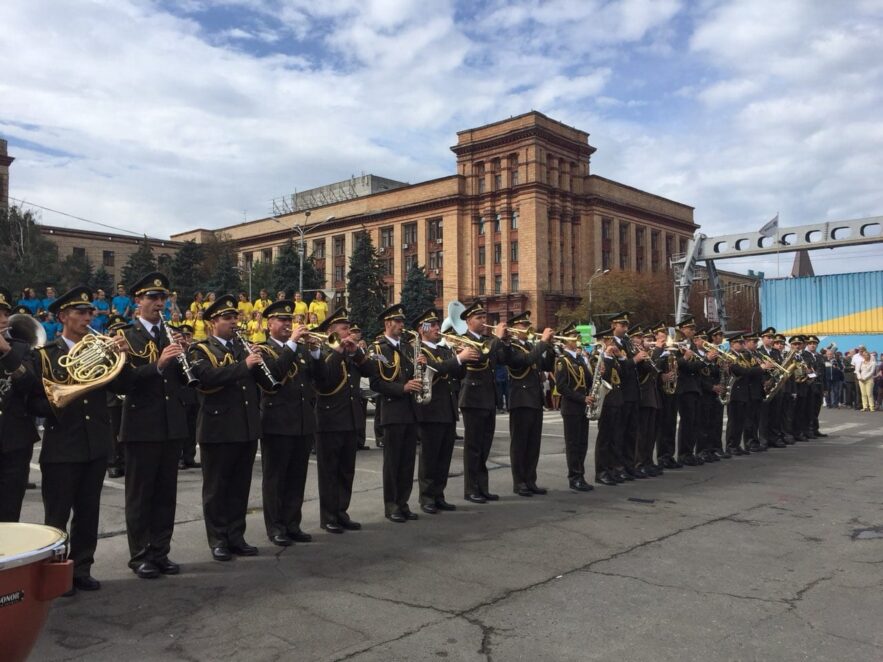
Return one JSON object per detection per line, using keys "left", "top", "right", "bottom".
{"left": 44, "top": 326, "right": 126, "bottom": 409}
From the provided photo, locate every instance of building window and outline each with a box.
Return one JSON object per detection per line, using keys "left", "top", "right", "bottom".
{"left": 334, "top": 265, "right": 345, "bottom": 282}
{"left": 334, "top": 235, "right": 345, "bottom": 257}
{"left": 476, "top": 162, "right": 485, "bottom": 194}
{"left": 403, "top": 223, "right": 417, "bottom": 246}
{"left": 511, "top": 210, "right": 519, "bottom": 229}
{"left": 102, "top": 250, "right": 114, "bottom": 267}
{"left": 510, "top": 273, "right": 519, "bottom": 291}
{"left": 679, "top": 237, "right": 688, "bottom": 255}
{"left": 72, "top": 246, "right": 86, "bottom": 258}
{"left": 382, "top": 258, "right": 394, "bottom": 276}
{"left": 428, "top": 250, "right": 443, "bottom": 270}
{"left": 262, "top": 248, "right": 273, "bottom": 262}
{"left": 493, "top": 213, "right": 501, "bottom": 233}
{"left": 435, "top": 279, "right": 443, "bottom": 298}
{"left": 380, "top": 227, "right": 394, "bottom": 248}
{"left": 477, "top": 217, "right": 485, "bottom": 235}
{"left": 651, "top": 230, "right": 660, "bottom": 272}
{"left": 635, "top": 227, "right": 645, "bottom": 272}
{"left": 427, "top": 217, "right": 443, "bottom": 241}
{"left": 478, "top": 276, "right": 486, "bottom": 295}
{"left": 494, "top": 275, "right": 502, "bottom": 294}
{"left": 478, "top": 245, "right": 486, "bottom": 266}
{"left": 494, "top": 243, "right": 502, "bottom": 264}
{"left": 509, "top": 153, "right": 519, "bottom": 187}
{"left": 665, "top": 234, "right": 673, "bottom": 265}
{"left": 510, "top": 241, "right": 518, "bottom": 262}
{"left": 312, "top": 239, "right": 325, "bottom": 259}
{"left": 619, "top": 221, "right": 629, "bottom": 270}
{"left": 404, "top": 254, "right": 418, "bottom": 273}
{"left": 493, "top": 158, "right": 502, "bottom": 190}
{"left": 243, "top": 251, "right": 253, "bottom": 267}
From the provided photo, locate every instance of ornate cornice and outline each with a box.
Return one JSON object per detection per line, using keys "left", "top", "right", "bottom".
{"left": 452, "top": 127, "right": 596, "bottom": 160}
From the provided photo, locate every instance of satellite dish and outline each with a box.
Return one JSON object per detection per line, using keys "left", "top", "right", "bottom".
{"left": 441, "top": 300, "right": 467, "bottom": 335}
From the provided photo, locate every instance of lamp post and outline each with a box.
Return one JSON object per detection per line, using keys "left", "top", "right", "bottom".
{"left": 273, "top": 212, "right": 336, "bottom": 297}
{"left": 587, "top": 268, "right": 610, "bottom": 322}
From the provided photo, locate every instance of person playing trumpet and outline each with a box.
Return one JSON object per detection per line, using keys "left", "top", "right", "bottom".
{"left": 554, "top": 324, "right": 596, "bottom": 491}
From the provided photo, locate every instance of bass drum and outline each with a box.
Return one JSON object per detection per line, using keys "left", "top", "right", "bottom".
{"left": 0, "top": 523, "right": 72, "bottom": 662}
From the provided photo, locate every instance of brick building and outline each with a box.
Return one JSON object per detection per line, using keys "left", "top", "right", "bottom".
{"left": 173, "top": 111, "right": 698, "bottom": 326}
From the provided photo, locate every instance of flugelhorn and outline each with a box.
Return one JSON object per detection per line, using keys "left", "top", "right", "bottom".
{"left": 439, "top": 333, "right": 491, "bottom": 354}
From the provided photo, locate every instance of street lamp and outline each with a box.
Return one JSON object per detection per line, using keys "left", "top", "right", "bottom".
{"left": 587, "top": 268, "right": 610, "bottom": 321}
{"left": 273, "top": 212, "right": 336, "bottom": 296}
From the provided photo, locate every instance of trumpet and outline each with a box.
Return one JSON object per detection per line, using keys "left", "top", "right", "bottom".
{"left": 297, "top": 330, "right": 341, "bottom": 349}
{"left": 704, "top": 342, "right": 739, "bottom": 364}
{"left": 482, "top": 323, "right": 511, "bottom": 340}
{"left": 508, "top": 326, "right": 537, "bottom": 341}
{"left": 440, "top": 333, "right": 491, "bottom": 355}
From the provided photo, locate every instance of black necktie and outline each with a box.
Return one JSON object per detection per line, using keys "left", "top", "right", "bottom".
{"left": 152, "top": 324, "right": 162, "bottom": 345}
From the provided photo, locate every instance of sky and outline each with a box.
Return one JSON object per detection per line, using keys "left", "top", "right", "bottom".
{"left": 1, "top": 0, "right": 882, "bottom": 278}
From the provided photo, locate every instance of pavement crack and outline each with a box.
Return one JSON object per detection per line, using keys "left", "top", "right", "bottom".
{"left": 346, "top": 589, "right": 456, "bottom": 615}
{"left": 784, "top": 573, "right": 837, "bottom": 611}
{"left": 459, "top": 614, "right": 497, "bottom": 662}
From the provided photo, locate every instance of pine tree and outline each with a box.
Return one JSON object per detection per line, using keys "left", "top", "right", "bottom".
{"left": 121, "top": 235, "right": 157, "bottom": 286}
{"left": 251, "top": 260, "right": 275, "bottom": 298}
{"left": 272, "top": 239, "right": 325, "bottom": 300}
{"left": 60, "top": 252, "right": 94, "bottom": 291}
{"left": 400, "top": 264, "right": 437, "bottom": 321}
{"left": 169, "top": 240, "right": 205, "bottom": 307}
{"left": 347, "top": 231, "right": 387, "bottom": 339}
{"left": 206, "top": 242, "right": 242, "bottom": 295}
{"left": 90, "top": 266, "right": 114, "bottom": 295}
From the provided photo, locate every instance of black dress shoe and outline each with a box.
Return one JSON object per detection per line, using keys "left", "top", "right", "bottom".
{"left": 73, "top": 575, "right": 101, "bottom": 591}
{"left": 465, "top": 493, "right": 487, "bottom": 504}
{"left": 730, "top": 447, "right": 747, "bottom": 456}
{"left": 212, "top": 546, "right": 233, "bottom": 561}
{"left": 661, "top": 457, "right": 681, "bottom": 469}
{"left": 815, "top": 432, "right": 828, "bottom": 437}
{"left": 421, "top": 503, "right": 439, "bottom": 514}
{"left": 715, "top": 449, "right": 732, "bottom": 459}
{"left": 107, "top": 467, "right": 124, "bottom": 479}
{"left": 527, "top": 484, "right": 548, "bottom": 495}
{"left": 570, "top": 478, "right": 594, "bottom": 492}
{"left": 680, "top": 455, "right": 699, "bottom": 466}
{"left": 230, "top": 542, "right": 259, "bottom": 556}
{"left": 435, "top": 499, "right": 457, "bottom": 511}
{"left": 154, "top": 557, "right": 180, "bottom": 575}
{"left": 184, "top": 461, "right": 201, "bottom": 468}
{"left": 632, "top": 467, "right": 650, "bottom": 478}
{"left": 287, "top": 530, "right": 313, "bottom": 543}
{"left": 339, "top": 519, "right": 361, "bottom": 530}
{"left": 694, "top": 454, "right": 705, "bottom": 465}
{"left": 642, "top": 465, "right": 660, "bottom": 477}
{"left": 514, "top": 485, "right": 534, "bottom": 497}
{"left": 321, "top": 523, "right": 343, "bottom": 534}
{"left": 356, "top": 445, "right": 369, "bottom": 451}
{"left": 386, "top": 511, "right": 407, "bottom": 523}
{"left": 62, "top": 586, "right": 77, "bottom": 597}
{"left": 769, "top": 439, "right": 787, "bottom": 448}
{"left": 135, "top": 561, "right": 160, "bottom": 579}
{"left": 402, "top": 510, "right": 419, "bottom": 520}
{"left": 613, "top": 471, "right": 627, "bottom": 483}
{"left": 375, "top": 441, "right": 384, "bottom": 449}
{"left": 482, "top": 492, "right": 500, "bottom": 501}
{"left": 26, "top": 481, "right": 37, "bottom": 489}
{"left": 178, "top": 460, "right": 187, "bottom": 470}
{"left": 594, "top": 472, "right": 618, "bottom": 486}
{"left": 270, "top": 534, "right": 293, "bottom": 547}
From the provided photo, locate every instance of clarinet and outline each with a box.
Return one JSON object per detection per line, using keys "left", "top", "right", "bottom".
{"left": 160, "top": 313, "right": 200, "bottom": 388}
{"left": 234, "top": 328, "right": 283, "bottom": 392}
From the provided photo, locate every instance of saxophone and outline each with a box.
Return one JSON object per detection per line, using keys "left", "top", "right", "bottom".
{"left": 662, "top": 344, "right": 678, "bottom": 395}
{"left": 409, "top": 330, "right": 436, "bottom": 404}
{"left": 717, "top": 360, "right": 733, "bottom": 405}
{"left": 586, "top": 351, "right": 612, "bottom": 421}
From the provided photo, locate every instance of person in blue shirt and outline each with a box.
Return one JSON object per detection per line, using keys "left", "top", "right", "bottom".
{"left": 111, "top": 283, "right": 132, "bottom": 318}
{"left": 39, "top": 311, "right": 62, "bottom": 341}
{"left": 17, "top": 287, "right": 41, "bottom": 315}
{"left": 42, "top": 286, "right": 57, "bottom": 314}
{"left": 92, "top": 288, "right": 111, "bottom": 332}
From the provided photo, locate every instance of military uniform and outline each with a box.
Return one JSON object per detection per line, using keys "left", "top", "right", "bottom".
{"left": 611, "top": 318, "right": 652, "bottom": 477}
{"left": 555, "top": 331, "right": 595, "bottom": 490}
{"left": 258, "top": 300, "right": 317, "bottom": 545}
{"left": 0, "top": 287, "right": 40, "bottom": 522}
{"left": 804, "top": 336, "right": 827, "bottom": 438}
{"left": 176, "top": 324, "right": 201, "bottom": 469}
{"left": 505, "top": 312, "right": 553, "bottom": 495}
{"left": 653, "top": 320, "right": 680, "bottom": 468}
{"left": 636, "top": 330, "right": 666, "bottom": 474}
{"left": 187, "top": 295, "right": 263, "bottom": 557}
{"left": 696, "top": 329, "right": 723, "bottom": 463}
{"left": 592, "top": 329, "right": 624, "bottom": 485}
{"left": 674, "top": 316, "right": 704, "bottom": 465}
{"left": 724, "top": 335, "right": 763, "bottom": 455}
{"left": 757, "top": 328, "right": 787, "bottom": 448}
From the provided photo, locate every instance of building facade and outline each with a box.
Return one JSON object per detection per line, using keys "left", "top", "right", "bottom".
{"left": 0, "top": 138, "right": 13, "bottom": 210}
{"left": 173, "top": 112, "right": 698, "bottom": 327}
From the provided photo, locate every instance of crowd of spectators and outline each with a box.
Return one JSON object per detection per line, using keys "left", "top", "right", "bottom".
{"left": 823, "top": 346, "right": 882, "bottom": 412}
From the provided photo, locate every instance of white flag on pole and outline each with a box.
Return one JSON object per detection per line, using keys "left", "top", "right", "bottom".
{"left": 758, "top": 213, "right": 779, "bottom": 238}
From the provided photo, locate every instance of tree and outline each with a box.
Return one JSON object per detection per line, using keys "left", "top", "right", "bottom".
{"left": 252, "top": 260, "right": 275, "bottom": 298}
{"left": 90, "top": 266, "right": 114, "bottom": 295}
{"left": 400, "top": 264, "right": 437, "bottom": 321}
{"left": 0, "top": 205, "right": 63, "bottom": 295}
{"left": 559, "top": 270, "right": 675, "bottom": 329}
{"left": 169, "top": 240, "right": 205, "bottom": 307}
{"left": 347, "top": 231, "right": 387, "bottom": 339}
{"left": 206, "top": 239, "right": 242, "bottom": 295}
{"left": 59, "top": 252, "right": 94, "bottom": 291}
{"left": 121, "top": 235, "right": 156, "bottom": 286}
{"left": 272, "top": 239, "right": 325, "bottom": 299}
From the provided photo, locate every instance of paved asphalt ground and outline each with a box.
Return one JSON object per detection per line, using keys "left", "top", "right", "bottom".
{"left": 21, "top": 406, "right": 883, "bottom": 661}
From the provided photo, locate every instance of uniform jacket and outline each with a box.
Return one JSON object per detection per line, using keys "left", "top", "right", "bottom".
{"left": 612, "top": 335, "right": 645, "bottom": 403}
{"left": 728, "top": 351, "right": 764, "bottom": 403}
{"left": 187, "top": 336, "right": 262, "bottom": 444}
{"left": 118, "top": 319, "right": 190, "bottom": 442}
{"left": 259, "top": 338, "right": 316, "bottom": 437}
{"left": 507, "top": 340, "right": 552, "bottom": 410}
{"left": 369, "top": 335, "right": 418, "bottom": 426}
{"left": 31, "top": 336, "right": 132, "bottom": 463}
{"left": 414, "top": 342, "right": 464, "bottom": 424}
{"left": 639, "top": 347, "right": 665, "bottom": 409}
{"left": 0, "top": 339, "right": 40, "bottom": 453}
{"left": 313, "top": 347, "right": 375, "bottom": 433}
{"left": 555, "top": 349, "right": 593, "bottom": 416}
{"left": 675, "top": 339, "right": 703, "bottom": 395}
{"left": 458, "top": 332, "right": 511, "bottom": 411}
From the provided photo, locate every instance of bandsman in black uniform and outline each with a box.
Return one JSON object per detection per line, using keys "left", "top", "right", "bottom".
{"left": 413, "top": 309, "right": 472, "bottom": 513}
{"left": 187, "top": 294, "right": 264, "bottom": 561}
{"left": 610, "top": 313, "right": 652, "bottom": 478}
{"left": 457, "top": 301, "right": 511, "bottom": 504}
{"left": 505, "top": 311, "right": 554, "bottom": 497}
{"left": 635, "top": 327, "right": 666, "bottom": 476}
{"left": 724, "top": 333, "right": 764, "bottom": 455}
{"left": 757, "top": 327, "right": 787, "bottom": 448}
{"left": 555, "top": 324, "right": 596, "bottom": 491}
{"left": 654, "top": 322, "right": 681, "bottom": 469}
{"left": 369, "top": 303, "right": 423, "bottom": 523}
{"left": 591, "top": 327, "right": 623, "bottom": 486}
{"left": 781, "top": 335, "right": 804, "bottom": 443}
{"left": 118, "top": 273, "right": 190, "bottom": 578}
{"left": 742, "top": 332, "right": 769, "bottom": 453}
{"left": 105, "top": 314, "right": 130, "bottom": 480}
{"left": 0, "top": 287, "right": 40, "bottom": 522}
{"left": 673, "top": 316, "right": 704, "bottom": 466}
{"left": 804, "top": 335, "right": 828, "bottom": 438}
{"left": 704, "top": 326, "right": 731, "bottom": 460}
{"left": 176, "top": 323, "right": 202, "bottom": 469}
{"left": 258, "top": 300, "right": 317, "bottom": 546}
{"left": 31, "top": 286, "right": 132, "bottom": 594}
{"left": 694, "top": 328, "right": 722, "bottom": 463}
{"left": 312, "top": 307, "right": 375, "bottom": 533}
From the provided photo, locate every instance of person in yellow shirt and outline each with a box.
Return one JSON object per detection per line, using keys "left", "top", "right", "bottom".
{"left": 308, "top": 290, "right": 328, "bottom": 323}
{"left": 293, "top": 291, "right": 309, "bottom": 317}
{"left": 253, "top": 289, "right": 271, "bottom": 314}
{"left": 237, "top": 292, "right": 253, "bottom": 318}
{"left": 192, "top": 310, "right": 208, "bottom": 341}
{"left": 189, "top": 291, "right": 205, "bottom": 315}
{"left": 307, "top": 312, "right": 319, "bottom": 330}
{"left": 247, "top": 310, "right": 267, "bottom": 343}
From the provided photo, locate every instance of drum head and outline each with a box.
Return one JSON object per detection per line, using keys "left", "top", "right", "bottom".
{"left": 0, "top": 523, "right": 67, "bottom": 571}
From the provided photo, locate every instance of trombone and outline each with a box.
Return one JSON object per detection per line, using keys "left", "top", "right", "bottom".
{"left": 440, "top": 333, "right": 490, "bottom": 355}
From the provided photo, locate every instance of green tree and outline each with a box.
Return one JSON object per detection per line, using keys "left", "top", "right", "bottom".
{"left": 347, "top": 231, "right": 387, "bottom": 339}
{"left": 558, "top": 270, "right": 675, "bottom": 329}
{"left": 90, "top": 266, "right": 114, "bottom": 295}
{"left": 121, "top": 235, "right": 156, "bottom": 286}
{"left": 60, "top": 252, "right": 94, "bottom": 291}
{"left": 252, "top": 260, "right": 276, "bottom": 298}
{"left": 206, "top": 240, "right": 241, "bottom": 295}
{"left": 169, "top": 240, "right": 205, "bottom": 307}
{"left": 272, "top": 239, "right": 324, "bottom": 299}
{"left": 0, "top": 206, "right": 63, "bottom": 294}
{"left": 400, "top": 264, "right": 437, "bottom": 321}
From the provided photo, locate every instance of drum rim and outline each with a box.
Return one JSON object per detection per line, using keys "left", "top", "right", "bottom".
{"left": 0, "top": 525, "right": 68, "bottom": 571}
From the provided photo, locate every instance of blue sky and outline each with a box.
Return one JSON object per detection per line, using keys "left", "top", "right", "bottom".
{"left": 1, "top": 0, "right": 881, "bottom": 276}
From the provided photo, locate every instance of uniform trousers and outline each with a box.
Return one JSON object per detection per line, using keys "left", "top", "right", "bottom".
{"left": 261, "top": 433, "right": 312, "bottom": 537}
{"left": 742, "top": 399, "right": 762, "bottom": 446}
{"left": 124, "top": 439, "right": 183, "bottom": 563}
{"left": 677, "top": 392, "right": 700, "bottom": 458}
{"left": 618, "top": 401, "right": 639, "bottom": 469}
{"left": 108, "top": 404, "right": 125, "bottom": 470}
{"left": 564, "top": 413, "right": 590, "bottom": 479}
{"left": 509, "top": 407, "right": 543, "bottom": 489}
{"left": 636, "top": 406, "right": 658, "bottom": 468}
{"left": 200, "top": 441, "right": 257, "bottom": 548}
{"left": 759, "top": 397, "right": 777, "bottom": 443}
{"left": 699, "top": 396, "right": 724, "bottom": 453}
{"left": 181, "top": 404, "right": 199, "bottom": 464}
{"left": 460, "top": 408, "right": 495, "bottom": 497}
{"left": 726, "top": 401, "right": 748, "bottom": 450}
{"left": 381, "top": 423, "right": 417, "bottom": 515}
{"left": 0, "top": 448, "right": 32, "bottom": 522}
{"left": 315, "top": 431, "right": 357, "bottom": 526}
{"left": 41, "top": 457, "right": 107, "bottom": 578}
{"left": 809, "top": 387, "right": 824, "bottom": 432}
{"left": 656, "top": 393, "right": 678, "bottom": 460}
{"left": 417, "top": 422, "right": 455, "bottom": 505}
{"left": 594, "top": 403, "right": 621, "bottom": 475}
